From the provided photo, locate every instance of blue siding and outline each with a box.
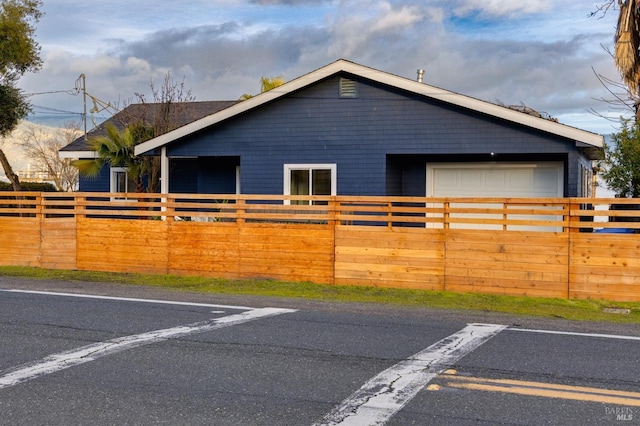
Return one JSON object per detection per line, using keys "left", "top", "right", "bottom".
{"left": 77, "top": 75, "right": 591, "bottom": 197}
{"left": 167, "top": 75, "right": 588, "bottom": 197}
{"left": 78, "top": 163, "right": 108, "bottom": 192}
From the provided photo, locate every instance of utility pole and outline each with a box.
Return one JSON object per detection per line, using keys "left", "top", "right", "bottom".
{"left": 79, "top": 74, "right": 87, "bottom": 140}
{"left": 76, "top": 73, "right": 114, "bottom": 135}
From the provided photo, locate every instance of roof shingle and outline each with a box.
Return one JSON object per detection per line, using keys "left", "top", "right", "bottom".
{"left": 60, "top": 100, "right": 239, "bottom": 153}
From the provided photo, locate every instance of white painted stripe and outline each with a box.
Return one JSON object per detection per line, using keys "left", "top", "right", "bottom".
{"left": 508, "top": 328, "right": 640, "bottom": 341}
{"left": 0, "top": 307, "right": 295, "bottom": 390}
{"left": 314, "top": 323, "right": 505, "bottom": 426}
{"left": 0, "top": 289, "right": 255, "bottom": 311}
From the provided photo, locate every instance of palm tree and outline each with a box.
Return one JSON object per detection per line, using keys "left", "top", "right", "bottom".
{"left": 72, "top": 123, "right": 146, "bottom": 193}
{"left": 260, "top": 76, "right": 285, "bottom": 92}
{"left": 239, "top": 76, "right": 286, "bottom": 100}
{"left": 615, "top": 1, "right": 640, "bottom": 96}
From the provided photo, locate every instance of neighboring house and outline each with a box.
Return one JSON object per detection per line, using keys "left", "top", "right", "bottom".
{"left": 59, "top": 100, "right": 239, "bottom": 192}
{"left": 62, "top": 59, "right": 604, "bottom": 199}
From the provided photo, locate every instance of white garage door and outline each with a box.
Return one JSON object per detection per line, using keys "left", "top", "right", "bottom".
{"left": 426, "top": 162, "right": 564, "bottom": 231}
{"left": 427, "top": 162, "right": 563, "bottom": 198}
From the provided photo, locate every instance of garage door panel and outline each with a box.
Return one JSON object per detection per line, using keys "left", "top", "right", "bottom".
{"left": 506, "top": 169, "right": 532, "bottom": 189}
{"left": 532, "top": 168, "right": 560, "bottom": 192}
{"left": 427, "top": 162, "right": 562, "bottom": 198}
{"left": 426, "top": 162, "right": 563, "bottom": 231}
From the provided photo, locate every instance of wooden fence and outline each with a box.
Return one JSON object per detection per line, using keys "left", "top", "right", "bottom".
{"left": 1, "top": 192, "right": 639, "bottom": 301}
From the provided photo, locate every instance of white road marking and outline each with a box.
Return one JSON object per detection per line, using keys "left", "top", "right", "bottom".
{"left": 0, "top": 289, "right": 254, "bottom": 310}
{"left": 314, "top": 323, "right": 506, "bottom": 426}
{"left": 508, "top": 328, "right": 640, "bottom": 341}
{"left": 0, "top": 307, "right": 295, "bottom": 390}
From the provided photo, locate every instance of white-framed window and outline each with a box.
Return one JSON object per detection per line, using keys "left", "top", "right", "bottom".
{"left": 110, "top": 167, "right": 128, "bottom": 193}
{"left": 110, "top": 167, "right": 136, "bottom": 200}
{"left": 284, "top": 164, "right": 336, "bottom": 205}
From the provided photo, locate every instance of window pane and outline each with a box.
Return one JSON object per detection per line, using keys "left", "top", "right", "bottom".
{"left": 290, "top": 170, "right": 310, "bottom": 195}
{"left": 290, "top": 169, "right": 309, "bottom": 205}
{"left": 312, "top": 169, "right": 331, "bottom": 205}
{"left": 115, "top": 171, "right": 128, "bottom": 192}
{"left": 312, "top": 169, "right": 331, "bottom": 195}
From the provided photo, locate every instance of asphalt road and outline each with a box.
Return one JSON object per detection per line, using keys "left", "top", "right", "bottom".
{"left": 1, "top": 277, "right": 639, "bottom": 425}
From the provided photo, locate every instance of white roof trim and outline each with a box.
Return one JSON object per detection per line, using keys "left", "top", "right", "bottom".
{"left": 135, "top": 59, "right": 604, "bottom": 155}
{"left": 58, "top": 150, "right": 98, "bottom": 159}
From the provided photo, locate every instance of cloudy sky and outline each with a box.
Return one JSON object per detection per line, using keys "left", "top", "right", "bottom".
{"left": 18, "top": 0, "right": 625, "bottom": 135}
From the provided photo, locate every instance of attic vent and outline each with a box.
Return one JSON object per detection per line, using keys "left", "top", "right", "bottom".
{"left": 339, "top": 78, "right": 357, "bottom": 98}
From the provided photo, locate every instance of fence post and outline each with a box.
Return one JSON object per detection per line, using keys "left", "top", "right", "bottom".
{"left": 37, "top": 192, "right": 43, "bottom": 268}
{"left": 164, "top": 195, "right": 175, "bottom": 222}
{"left": 503, "top": 201, "right": 508, "bottom": 231}
{"left": 443, "top": 201, "right": 450, "bottom": 230}
{"left": 236, "top": 197, "right": 245, "bottom": 225}
{"left": 566, "top": 198, "right": 574, "bottom": 299}
{"left": 328, "top": 196, "right": 337, "bottom": 285}
{"left": 443, "top": 200, "right": 450, "bottom": 292}
{"left": 567, "top": 199, "right": 580, "bottom": 233}
{"left": 76, "top": 194, "right": 85, "bottom": 219}
{"left": 327, "top": 196, "right": 337, "bottom": 227}
{"left": 35, "top": 192, "right": 42, "bottom": 219}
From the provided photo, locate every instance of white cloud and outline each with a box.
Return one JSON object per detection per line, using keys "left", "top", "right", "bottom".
{"left": 18, "top": 0, "right": 626, "bottom": 135}
{"left": 453, "top": 0, "right": 553, "bottom": 17}
{"left": 372, "top": 3, "right": 424, "bottom": 32}
{"left": 124, "top": 57, "right": 152, "bottom": 75}
{"left": 326, "top": 1, "right": 429, "bottom": 58}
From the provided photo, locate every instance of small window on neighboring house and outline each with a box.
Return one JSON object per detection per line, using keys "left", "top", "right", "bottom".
{"left": 110, "top": 167, "right": 135, "bottom": 200}
{"left": 340, "top": 78, "right": 357, "bottom": 98}
{"left": 284, "top": 164, "right": 336, "bottom": 205}
{"left": 111, "top": 168, "right": 128, "bottom": 193}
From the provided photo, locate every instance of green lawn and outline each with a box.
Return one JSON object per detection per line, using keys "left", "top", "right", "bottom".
{"left": 1, "top": 266, "right": 639, "bottom": 324}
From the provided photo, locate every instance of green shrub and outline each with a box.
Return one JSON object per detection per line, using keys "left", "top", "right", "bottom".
{"left": 0, "top": 181, "right": 58, "bottom": 192}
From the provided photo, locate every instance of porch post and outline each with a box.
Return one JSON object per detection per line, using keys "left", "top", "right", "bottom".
{"left": 161, "top": 147, "right": 169, "bottom": 194}
{"left": 161, "top": 147, "right": 169, "bottom": 218}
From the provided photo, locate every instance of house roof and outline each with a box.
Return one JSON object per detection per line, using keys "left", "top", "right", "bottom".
{"left": 134, "top": 59, "right": 604, "bottom": 156}
{"left": 59, "top": 100, "right": 239, "bottom": 158}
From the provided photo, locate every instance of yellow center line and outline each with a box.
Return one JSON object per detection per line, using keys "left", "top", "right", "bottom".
{"left": 440, "top": 375, "right": 640, "bottom": 407}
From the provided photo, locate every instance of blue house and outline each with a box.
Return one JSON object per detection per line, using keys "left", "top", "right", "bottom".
{"left": 63, "top": 59, "right": 604, "bottom": 199}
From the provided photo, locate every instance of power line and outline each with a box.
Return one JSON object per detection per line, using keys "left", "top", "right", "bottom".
{"left": 30, "top": 104, "right": 82, "bottom": 116}
{"left": 22, "top": 76, "right": 118, "bottom": 130}
{"left": 25, "top": 88, "right": 80, "bottom": 97}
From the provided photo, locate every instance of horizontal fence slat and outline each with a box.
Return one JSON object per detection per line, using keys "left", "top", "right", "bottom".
{"left": 0, "top": 193, "right": 634, "bottom": 231}
{"left": 1, "top": 192, "right": 640, "bottom": 301}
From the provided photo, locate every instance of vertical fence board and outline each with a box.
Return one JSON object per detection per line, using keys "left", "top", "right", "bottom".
{"left": 238, "top": 223, "right": 334, "bottom": 284}
{"left": 77, "top": 218, "right": 169, "bottom": 274}
{"left": 334, "top": 225, "right": 445, "bottom": 290}
{"left": 444, "top": 230, "right": 569, "bottom": 298}
{"left": 41, "top": 218, "right": 77, "bottom": 270}
{"left": 570, "top": 233, "right": 640, "bottom": 301}
{"left": 167, "top": 221, "right": 240, "bottom": 278}
{"left": 0, "top": 217, "right": 41, "bottom": 267}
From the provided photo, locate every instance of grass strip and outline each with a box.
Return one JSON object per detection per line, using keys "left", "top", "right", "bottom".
{"left": 0, "top": 266, "right": 639, "bottom": 324}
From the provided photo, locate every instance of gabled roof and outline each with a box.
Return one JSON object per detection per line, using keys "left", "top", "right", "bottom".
{"left": 59, "top": 100, "right": 239, "bottom": 158}
{"left": 135, "top": 59, "right": 604, "bottom": 156}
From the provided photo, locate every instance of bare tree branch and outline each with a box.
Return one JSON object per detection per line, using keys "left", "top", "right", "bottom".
{"left": 589, "top": 0, "right": 619, "bottom": 18}
{"left": 16, "top": 122, "right": 80, "bottom": 191}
